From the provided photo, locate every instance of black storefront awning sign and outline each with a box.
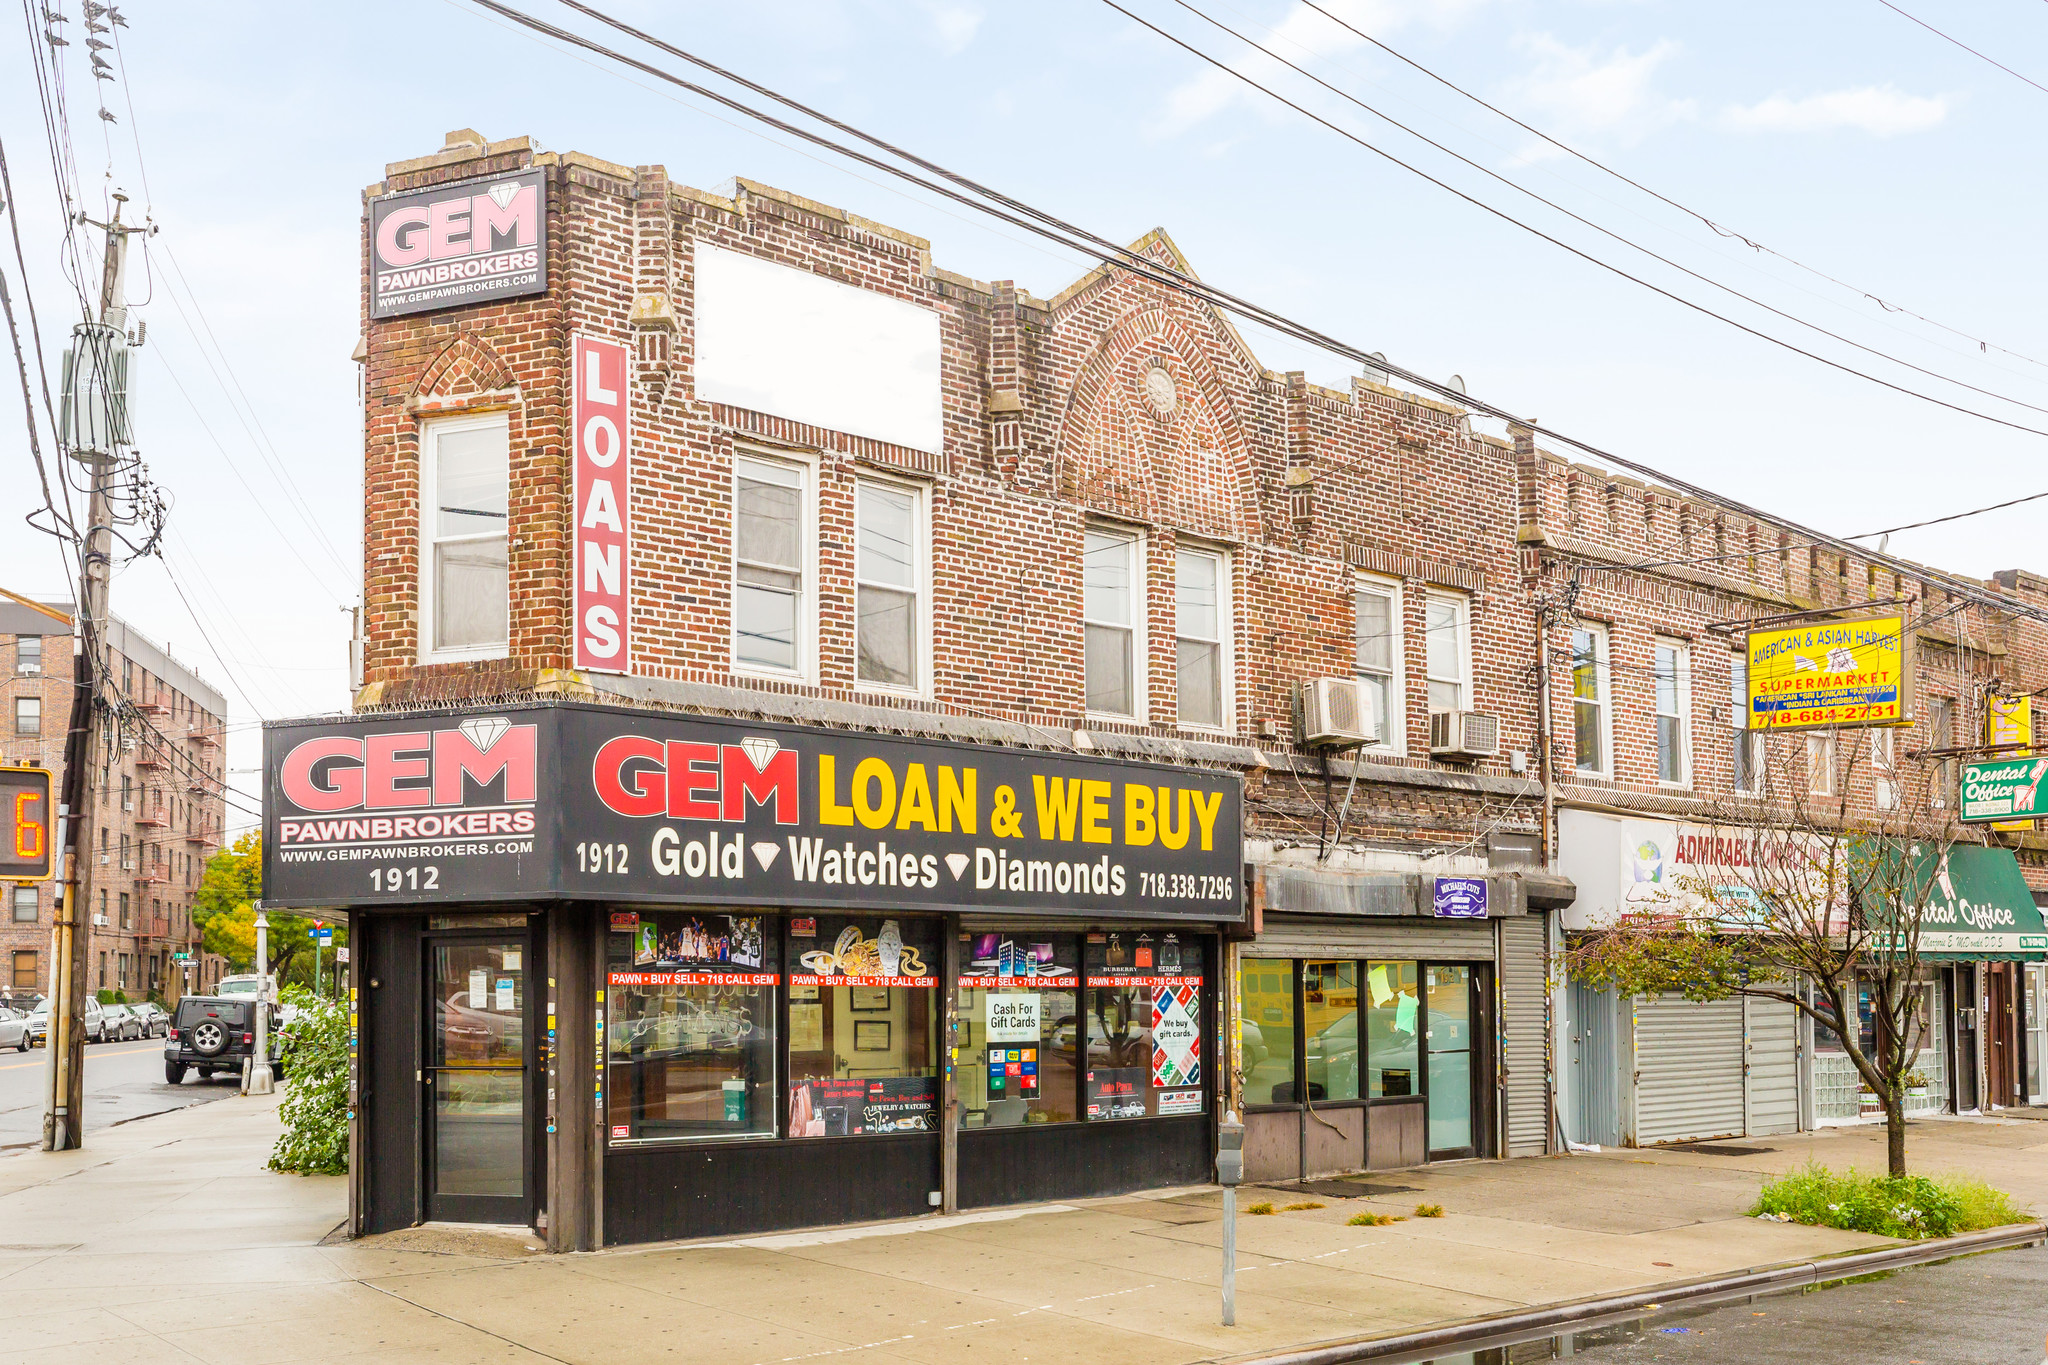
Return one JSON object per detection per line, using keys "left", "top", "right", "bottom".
{"left": 264, "top": 701, "right": 1243, "bottom": 922}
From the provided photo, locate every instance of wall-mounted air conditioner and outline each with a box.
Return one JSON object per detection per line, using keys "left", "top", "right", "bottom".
{"left": 1299, "top": 677, "right": 1380, "bottom": 748}
{"left": 1429, "top": 710, "right": 1501, "bottom": 760}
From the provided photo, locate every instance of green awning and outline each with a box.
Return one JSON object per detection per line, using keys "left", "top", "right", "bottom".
{"left": 1871, "top": 843, "right": 2048, "bottom": 961}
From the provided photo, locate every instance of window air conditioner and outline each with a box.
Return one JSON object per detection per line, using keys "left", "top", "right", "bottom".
{"left": 121, "top": 858, "right": 135, "bottom": 870}
{"left": 1429, "top": 710, "right": 1501, "bottom": 760}
{"left": 92, "top": 914, "right": 107, "bottom": 927}
{"left": 1299, "top": 677, "right": 1380, "bottom": 748}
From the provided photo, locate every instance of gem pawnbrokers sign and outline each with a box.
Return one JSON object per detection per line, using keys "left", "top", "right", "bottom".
{"left": 368, "top": 169, "right": 547, "bottom": 319}
{"left": 1961, "top": 755, "right": 2048, "bottom": 824}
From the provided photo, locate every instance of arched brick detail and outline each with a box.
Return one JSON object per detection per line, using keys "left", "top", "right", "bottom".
{"left": 410, "top": 331, "right": 520, "bottom": 412}
{"left": 1056, "top": 306, "right": 1256, "bottom": 542}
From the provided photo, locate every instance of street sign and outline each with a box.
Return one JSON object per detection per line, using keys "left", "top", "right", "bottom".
{"left": 335, "top": 947, "right": 350, "bottom": 964}
{"left": 1961, "top": 756, "right": 2048, "bottom": 824}
{"left": 317, "top": 928, "right": 333, "bottom": 945}
{"left": 0, "top": 766, "right": 54, "bottom": 882}
{"left": 172, "top": 951, "right": 191, "bottom": 963}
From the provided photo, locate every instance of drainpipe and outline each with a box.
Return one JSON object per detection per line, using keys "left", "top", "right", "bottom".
{"left": 1535, "top": 597, "right": 1561, "bottom": 1151}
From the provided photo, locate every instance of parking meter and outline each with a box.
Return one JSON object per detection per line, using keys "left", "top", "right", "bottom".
{"left": 1217, "top": 1111, "right": 1244, "bottom": 1326}
{"left": 1216, "top": 1111, "right": 1244, "bottom": 1186}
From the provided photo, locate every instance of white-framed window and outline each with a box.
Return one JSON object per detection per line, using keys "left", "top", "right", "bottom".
{"left": 1729, "top": 653, "right": 1763, "bottom": 796}
{"left": 418, "top": 414, "right": 510, "bottom": 663}
{"left": 1570, "top": 624, "right": 1610, "bottom": 776}
{"left": 16, "top": 635, "right": 41, "bottom": 674}
{"left": 12, "top": 696, "right": 37, "bottom": 737}
{"left": 1424, "top": 591, "right": 1470, "bottom": 714}
{"left": 733, "top": 453, "right": 810, "bottom": 678}
{"left": 1174, "top": 546, "right": 1228, "bottom": 730}
{"left": 10, "top": 885, "right": 34, "bottom": 923}
{"left": 1872, "top": 727, "right": 1900, "bottom": 811}
{"left": 854, "top": 478, "right": 924, "bottom": 693}
{"left": 1653, "top": 637, "right": 1690, "bottom": 786}
{"left": 1353, "top": 574, "right": 1405, "bottom": 753}
{"left": 1808, "top": 732, "right": 1838, "bottom": 797}
{"left": 1927, "top": 696, "right": 1956, "bottom": 808}
{"left": 1083, "top": 528, "right": 1142, "bottom": 719}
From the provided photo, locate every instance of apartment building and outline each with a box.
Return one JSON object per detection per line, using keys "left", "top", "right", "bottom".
{"left": 0, "top": 601, "right": 230, "bottom": 1005}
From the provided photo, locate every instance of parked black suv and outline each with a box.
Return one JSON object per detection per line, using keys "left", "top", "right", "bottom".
{"left": 164, "top": 995, "right": 284, "bottom": 1084}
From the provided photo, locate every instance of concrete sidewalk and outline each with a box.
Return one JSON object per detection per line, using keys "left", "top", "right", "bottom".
{"left": 2, "top": 1102, "right": 2044, "bottom": 1365}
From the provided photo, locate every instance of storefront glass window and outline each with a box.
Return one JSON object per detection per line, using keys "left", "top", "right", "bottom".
{"left": 1303, "top": 960, "right": 1361, "bottom": 1102}
{"left": 958, "top": 932, "right": 1079, "bottom": 1126}
{"left": 1084, "top": 933, "right": 1205, "bottom": 1120}
{"left": 1365, "top": 960, "right": 1421, "bottom": 1098}
{"left": 606, "top": 912, "right": 777, "bottom": 1143}
{"left": 1425, "top": 964, "right": 1474, "bottom": 1151}
{"left": 1239, "top": 958, "right": 1295, "bottom": 1106}
{"left": 787, "top": 917, "right": 939, "bottom": 1136}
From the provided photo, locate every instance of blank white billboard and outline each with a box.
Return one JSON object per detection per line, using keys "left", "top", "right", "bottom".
{"left": 694, "top": 244, "right": 943, "bottom": 454}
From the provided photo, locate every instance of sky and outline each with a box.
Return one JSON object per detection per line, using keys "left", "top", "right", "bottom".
{"left": 6, "top": 0, "right": 2048, "bottom": 830}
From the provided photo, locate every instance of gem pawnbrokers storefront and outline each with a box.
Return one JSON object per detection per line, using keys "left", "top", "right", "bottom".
{"left": 263, "top": 700, "right": 1243, "bottom": 1249}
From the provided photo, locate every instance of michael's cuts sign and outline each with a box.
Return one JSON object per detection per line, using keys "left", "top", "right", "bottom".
{"left": 266, "top": 703, "right": 1244, "bottom": 918}
{"left": 369, "top": 169, "right": 547, "bottom": 319}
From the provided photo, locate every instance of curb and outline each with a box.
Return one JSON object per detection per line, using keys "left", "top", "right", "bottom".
{"left": 1222, "top": 1221, "right": 2048, "bottom": 1365}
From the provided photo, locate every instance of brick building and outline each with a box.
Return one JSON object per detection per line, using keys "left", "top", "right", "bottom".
{"left": 1519, "top": 445, "right": 2048, "bottom": 1138}
{"left": 0, "top": 601, "right": 229, "bottom": 1006}
{"left": 266, "top": 130, "right": 1580, "bottom": 1249}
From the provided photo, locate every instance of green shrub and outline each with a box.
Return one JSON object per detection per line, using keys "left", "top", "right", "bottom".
{"left": 268, "top": 984, "right": 348, "bottom": 1176}
{"left": 1752, "top": 1163, "right": 2026, "bottom": 1239}
{"left": 1347, "top": 1211, "right": 1406, "bottom": 1226}
{"left": 1414, "top": 1203, "right": 1445, "bottom": 1218}
{"left": 1244, "top": 1201, "right": 1275, "bottom": 1215}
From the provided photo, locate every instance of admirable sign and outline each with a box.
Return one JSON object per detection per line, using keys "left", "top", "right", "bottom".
{"left": 265, "top": 702, "right": 1242, "bottom": 921}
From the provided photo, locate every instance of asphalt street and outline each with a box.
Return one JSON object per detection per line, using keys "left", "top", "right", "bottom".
{"left": 1546, "top": 1243, "right": 2048, "bottom": 1364}
{"left": 0, "top": 1036, "right": 239, "bottom": 1154}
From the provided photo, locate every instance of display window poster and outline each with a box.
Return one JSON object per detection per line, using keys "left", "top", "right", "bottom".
{"left": 790, "top": 917, "right": 936, "bottom": 986}
{"left": 959, "top": 932, "right": 1078, "bottom": 987}
{"left": 984, "top": 992, "right": 1042, "bottom": 1042}
{"left": 985, "top": 1046, "right": 1040, "bottom": 1095}
{"left": 789, "top": 1075, "right": 937, "bottom": 1135}
{"left": 1086, "top": 1068, "right": 1146, "bottom": 1120}
{"left": 634, "top": 914, "right": 765, "bottom": 968}
{"left": 1085, "top": 932, "right": 1199, "bottom": 983}
{"left": 1157, "top": 1089, "right": 1203, "bottom": 1116}
{"left": 1151, "top": 982, "right": 1201, "bottom": 1088}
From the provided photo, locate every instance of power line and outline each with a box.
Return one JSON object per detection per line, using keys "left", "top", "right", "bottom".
{"left": 1159, "top": 0, "right": 2048, "bottom": 418}
{"left": 1290, "top": 0, "right": 2048, "bottom": 378}
{"left": 473, "top": 0, "right": 2048, "bottom": 631}
{"left": 1877, "top": 0, "right": 2048, "bottom": 98}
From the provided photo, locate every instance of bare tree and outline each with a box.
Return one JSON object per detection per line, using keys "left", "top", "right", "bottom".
{"left": 1569, "top": 726, "right": 1961, "bottom": 1175}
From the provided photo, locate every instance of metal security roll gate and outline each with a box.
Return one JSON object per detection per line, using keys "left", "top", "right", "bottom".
{"left": 1499, "top": 912, "right": 1550, "bottom": 1156}
{"left": 1632, "top": 994, "right": 1745, "bottom": 1145}
{"left": 1744, "top": 995, "right": 1801, "bottom": 1136}
{"left": 1254, "top": 914, "right": 1495, "bottom": 960}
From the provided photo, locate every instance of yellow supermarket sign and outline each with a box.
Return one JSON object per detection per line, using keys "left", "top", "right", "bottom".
{"left": 1745, "top": 613, "right": 1911, "bottom": 731}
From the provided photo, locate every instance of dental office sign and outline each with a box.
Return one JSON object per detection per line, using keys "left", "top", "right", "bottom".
{"left": 573, "top": 335, "right": 630, "bottom": 673}
{"left": 369, "top": 169, "right": 547, "bottom": 319}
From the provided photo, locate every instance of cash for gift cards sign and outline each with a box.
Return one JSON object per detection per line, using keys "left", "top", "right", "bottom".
{"left": 1962, "top": 755, "right": 2048, "bottom": 824}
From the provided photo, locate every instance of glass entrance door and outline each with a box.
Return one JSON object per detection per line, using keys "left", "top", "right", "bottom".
{"left": 1424, "top": 964, "right": 1475, "bottom": 1157}
{"left": 425, "top": 934, "right": 529, "bottom": 1224}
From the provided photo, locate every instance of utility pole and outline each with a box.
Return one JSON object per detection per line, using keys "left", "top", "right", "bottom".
{"left": 43, "top": 192, "right": 146, "bottom": 1151}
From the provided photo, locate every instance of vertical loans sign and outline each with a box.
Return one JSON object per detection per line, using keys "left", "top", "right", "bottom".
{"left": 573, "top": 335, "right": 630, "bottom": 673}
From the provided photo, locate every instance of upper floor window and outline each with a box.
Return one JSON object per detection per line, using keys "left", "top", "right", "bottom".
{"left": 733, "top": 455, "right": 807, "bottom": 676}
{"left": 13, "top": 696, "right": 38, "bottom": 737}
{"left": 1927, "top": 696, "right": 1956, "bottom": 808}
{"left": 17, "top": 635, "right": 41, "bottom": 674}
{"left": 1729, "top": 653, "right": 1763, "bottom": 795}
{"left": 1807, "top": 732, "right": 1838, "bottom": 798}
{"left": 1424, "top": 592, "right": 1469, "bottom": 714}
{"left": 419, "top": 415, "right": 509, "bottom": 661}
{"left": 11, "top": 886, "right": 34, "bottom": 923}
{"left": 1872, "top": 727, "right": 1900, "bottom": 811}
{"left": 1083, "top": 529, "right": 1140, "bottom": 718}
{"left": 1354, "top": 575, "right": 1404, "bottom": 752}
{"left": 1174, "top": 547, "right": 1226, "bottom": 729}
{"left": 1653, "top": 638, "right": 1689, "bottom": 785}
{"left": 855, "top": 481, "right": 922, "bottom": 692}
{"left": 1571, "top": 625, "right": 1609, "bottom": 776}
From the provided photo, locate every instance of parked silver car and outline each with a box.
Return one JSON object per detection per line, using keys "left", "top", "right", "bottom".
{"left": 0, "top": 1006, "right": 29, "bottom": 1051}
{"left": 131, "top": 1002, "right": 169, "bottom": 1037}
{"left": 101, "top": 1004, "right": 143, "bottom": 1041}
